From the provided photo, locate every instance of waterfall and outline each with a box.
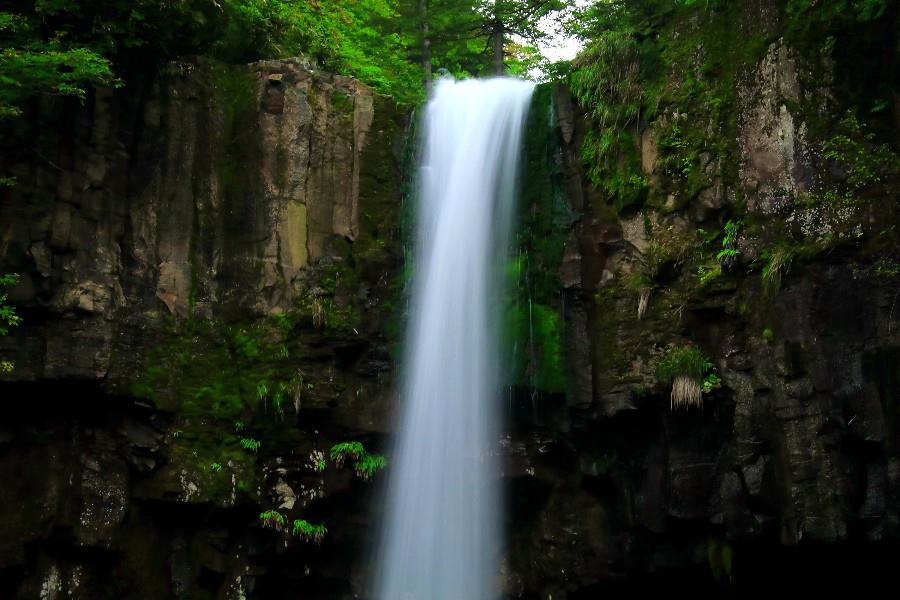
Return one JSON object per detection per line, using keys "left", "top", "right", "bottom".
{"left": 375, "top": 77, "right": 535, "bottom": 599}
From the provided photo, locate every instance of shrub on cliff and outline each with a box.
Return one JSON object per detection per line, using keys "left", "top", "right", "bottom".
{"left": 655, "top": 345, "right": 719, "bottom": 409}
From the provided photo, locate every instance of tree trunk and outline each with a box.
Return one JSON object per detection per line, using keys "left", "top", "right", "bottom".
{"left": 421, "top": 0, "right": 432, "bottom": 92}
{"left": 492, "top": 0, "right": 504, "bottom": 75}
{"left": 492, "top": 24, "right": 504, "bottom": 75}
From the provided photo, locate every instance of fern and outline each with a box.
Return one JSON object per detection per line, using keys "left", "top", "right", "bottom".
{"left": 240, "top": 437, "right": 261, "bottom": 453}
{"left": 329, "top": 441, "right": 387, "bottom": 480}
{"left": 329, "top": 442, "right": 365, "bottom": 467}
{"left": 259, "top": 510, "right": 286, "bottom": 531}
{"left": 354, "top": 453, "right": 387, "bottom": 480}
{"left": 292, "top": 519, "right": 327, "bottom": 544}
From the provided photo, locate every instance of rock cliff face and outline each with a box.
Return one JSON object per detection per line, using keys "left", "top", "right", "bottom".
{"left": 1, "top": 2, "right": 899, "bottom": 598}
{"left": 1, "top": 58, "right": 406, "bottom": 599}
{"left": 1, "top": 57, "right": 386, "bottom": 382}
{"left": 503, "top": 2, "right": 900, "bottom": 596}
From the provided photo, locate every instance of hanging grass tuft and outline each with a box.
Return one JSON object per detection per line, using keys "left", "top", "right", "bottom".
{"left": 655, "top": 345, "right": 718, "bottom": 410}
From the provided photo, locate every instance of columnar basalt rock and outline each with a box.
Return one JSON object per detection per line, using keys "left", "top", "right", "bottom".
{"left": 0, "top": 58, "right": 404, "bottom": 599}
{"left": 1, "top": 58, "right": 380, "bottom": 384}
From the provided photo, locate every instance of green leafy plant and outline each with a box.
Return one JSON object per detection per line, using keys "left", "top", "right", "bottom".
{"left": 209, "top": 462, "right": 223, "bottom": 473}
{"left": 760, "top": 245, "right": 794, "bottom": 295}
{"left": 259, "top": 509, "right": 286, "bottom": 532}
{"left": 307, "top": 449, "right": 327, "bottom": 473}
{"left": 570, "top": 28, "right": 651, "bottom": 211}
{"left": 329, "top": 442, "right": 365, "bottom": 468}
{"left": 292, "top": 519, "right": 327, "bottom": 544}
{"left": 823, "top": 112, "right": 899, "bottom": 192}
{"left": 354, "top": 453, "right": 387, "bottom": 481}
{"left": 0, "top": 273, "right": 21, "bottom": 372}
{"left": 716, "top": 220, "right": 742, "bottom": 267}
{"left": 762, "top": 327, "right": 774, "bottom": 342}
{"left": 701, "top": 372, "right": 722, "bottom": 393}
{"left": 656, "top": 345, "right": 717, "bottom": 410}
{"left": 656, "top": 345, "right": 713, "bottom": 382}
{"left": 698, "top": 264, "right": 722, "bottom": 286}
{"left": 329, "top": 441, "right": 387, "bottom": 480}
{"left": 240, "top": 437, "right": 261, "bottom": 453}
{"left": 0, "top": 11, "right": 119, "bottom": 120}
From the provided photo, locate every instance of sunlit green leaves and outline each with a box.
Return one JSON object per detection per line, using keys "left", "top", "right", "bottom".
{"left": 0, "top": 11, "right": 117, "bottom": 119}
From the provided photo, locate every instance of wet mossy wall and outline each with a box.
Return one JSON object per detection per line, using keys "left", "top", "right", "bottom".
{"left": 505, "top": 84, "right": 575, "bottom": 395}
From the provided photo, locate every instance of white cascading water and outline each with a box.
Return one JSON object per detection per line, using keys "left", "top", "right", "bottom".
{"left": 375, "top": 77, "right": 535, "bottom": 599}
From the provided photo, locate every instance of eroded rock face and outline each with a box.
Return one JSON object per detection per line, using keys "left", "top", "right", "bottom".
{"left": 0, "top": 58, "right": 405, "bottom": 599}
{"left": 738, "top": 41, "right": 815, "bottom": 212}
{"left": 1, "top": 58, "right": 379, "bottom": 382}
{"left": 504, "top": 11, "right": 899, "bottom": 596}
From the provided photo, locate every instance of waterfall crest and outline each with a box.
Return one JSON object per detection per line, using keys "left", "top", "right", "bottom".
{"left": 375, "top": 77, "right": 535, "bottom": 599}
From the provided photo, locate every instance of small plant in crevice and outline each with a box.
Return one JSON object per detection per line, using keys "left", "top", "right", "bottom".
{"left": 696, "top": 220, "right": 741, "bottom": 287}
{"left": 762, "top": 327, "right": 775, "bottom": 342}
{"left": 354, "top": 453, "right": 388, "bottom": 481}
{"left": 645, "top": 223, "right": 700, "bottom": 282}
{"left": 329, "top": 441, "right": 365, "bottom": 467}
{"left": 209, "top": 462, "right": 223, "bottom": 473}
{"left": 259, "top": 510, "right": 286, "bottom": 532}
{"left": 655, "top": 345, "right": 719, "bottom": 410}
{"left": 697, "top": 263, "right": 722, "bottom": 286}
{"left": 701, "top": 372, "right": 722, "bottom": 393}
{"left": 259, "top": 511, "right": 327, "bottom": 544}
{"left": 716, "top": 220, "right": 742, "bottom": 268}
{"left": 625, "top": 272, "right": 652, "bottom": 320}
{"left": 307, "top": 449, "right": 327, "bottom": 473}
{"left": 292, "top": 519, "right": 327, "bottom": 544}
{"left": 759, "top": 244, "right": 794, "bottom": 296}
{"left": 240, "top": 437, "right": 261, "bottom": 453}
{"left": 330, "top": 441, "right": 387, "bottom": 480}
